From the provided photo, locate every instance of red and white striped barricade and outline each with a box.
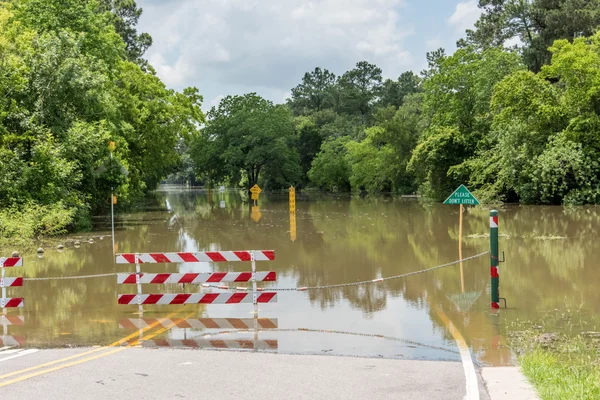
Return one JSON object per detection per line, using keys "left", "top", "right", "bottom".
{"left": 1, "top": 315, "right": 25, "bottom": 326}
{"left": 119, "top": 317, "right": 278, "bottom": 330}
{"left": 1, "top": 315, "right": 26, "bottom": 348}
{"left": 0, "top": 335, "right": 26, "bottom": 347}
{"left": 141, "top": 338, "right": 278, "bottom": 350}
{"left": 1, "top": 257, "right": 24, "bottom": 308}
{"left": 116, "top": 251, "right": 277, "bottom": 308}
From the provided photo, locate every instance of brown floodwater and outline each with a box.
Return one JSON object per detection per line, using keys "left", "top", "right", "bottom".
{"left": 2, "top": 187, "right": 600, "bottom": 366}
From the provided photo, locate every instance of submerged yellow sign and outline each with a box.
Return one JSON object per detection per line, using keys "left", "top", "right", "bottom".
{"left": 251, "top": 206, "right": 262, "bottom": 222}
{"left": 289, "top": 186, "right": 296, "bottom": 211}
{"left": 250, "top": 184, "right": 262, "bottom": 194}
{"left": 290, "top": 211, "right": 296, "bottom": 242}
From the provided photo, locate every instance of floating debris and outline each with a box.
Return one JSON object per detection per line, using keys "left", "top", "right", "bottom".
{"left": 581, "top": 331, "right": 600, "bottom": 338}
{"left": 88, "top": 238, "right": 94, "bottom": 244}
{"left": 11, "top": 251, "right": 19, "bottom": 257}
{"left": 74, "top": 241, "right": 81, "bottom": 248}
{"left": 533, "top": 235, "right": 568, "bottom": 240}
{"left": 37, "top": 247, "right": 44, "bottom": 254}
{"left": 57, "top": 244, "right": 65, "bottom": 252}
{"left": 535, "top": 332, "right": 558, "bottom": 346}
{"left": 466, "top": 233, "right": 512, "bottom": 239}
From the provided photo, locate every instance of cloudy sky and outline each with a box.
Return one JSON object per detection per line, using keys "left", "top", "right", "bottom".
{"left": 136, "top": 0, "right": 482, "bottom": 109}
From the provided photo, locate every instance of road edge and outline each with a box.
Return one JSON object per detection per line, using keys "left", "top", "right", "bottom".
{"left": 480, "top": 366, "right": 540, "bottom": 400}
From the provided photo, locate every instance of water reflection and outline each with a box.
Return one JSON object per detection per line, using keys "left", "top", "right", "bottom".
{"left": 3, "top": 190, "right": 599, "bottom": 366}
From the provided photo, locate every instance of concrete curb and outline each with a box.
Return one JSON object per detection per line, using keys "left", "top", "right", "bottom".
{"left": 481, "top": 367, "right": 540, "bottom": 400}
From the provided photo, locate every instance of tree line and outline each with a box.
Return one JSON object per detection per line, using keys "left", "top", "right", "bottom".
{"left": 0, "top": 0, "right": 204, "bottom": 239}
{"left": 192, "top": 0, "right": 600, "bottom": 205}
{"left": 3, "top": 0, "right": 600, "bottom": 241}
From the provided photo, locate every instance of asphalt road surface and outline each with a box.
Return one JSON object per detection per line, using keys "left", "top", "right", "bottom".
{"left": 0, "top": 347, "right": 492, "bottom": 399}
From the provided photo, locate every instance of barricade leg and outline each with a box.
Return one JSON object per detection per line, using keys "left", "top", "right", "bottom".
{"left": 252, "top": 251, "right": 259, "bottom": 351}
{"left": 1, "top": 267, "right": 5, "bottom": 311}
{"left": 251, "top": 251, "right": 257, "bottom": 306}
{"left": 1, "top": 287, "right": 6, "bottom": 339}
{"left": 135, "top": 254, "right": 143, "bottom": 316}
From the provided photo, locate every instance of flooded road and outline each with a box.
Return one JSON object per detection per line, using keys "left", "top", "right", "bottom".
{"left": 2, "top": 188, "right": 600, "bottom": 366}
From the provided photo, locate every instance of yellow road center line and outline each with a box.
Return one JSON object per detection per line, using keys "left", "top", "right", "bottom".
{"left": 129, "top": 312, "right": 196, "bottom": 347}
{"left": 0, "top": 347, "right": 126, "bottom": 388}
{"left": 0, "top": 311, "right": 181, "bottom": 381}
{"left": 0, "top": 312, "right": 195, "bottom": 388}
{"left": 0, "top": 311, "right": 195, "bottom": 388}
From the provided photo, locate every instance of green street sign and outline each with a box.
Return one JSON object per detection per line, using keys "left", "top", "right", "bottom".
{"left": 443, "top": 185, "right": 480, "bottom": 205}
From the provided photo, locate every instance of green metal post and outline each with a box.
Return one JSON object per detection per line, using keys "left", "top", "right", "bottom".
{"left": 490, "top": 210, "right": 499, "bottom": 309}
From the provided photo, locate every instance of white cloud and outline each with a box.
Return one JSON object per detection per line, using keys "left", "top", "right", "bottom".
{"left": 426, "top": 37, "right": 444, "bottom": 50}
{"left": 448, "top": 0, "right": 481, "bottom": 34}
{"left": 210, "top": 95, "right": 225, "bottom": 108}
{"left": 137, "top": 0, "right": 413, "bottom": 95}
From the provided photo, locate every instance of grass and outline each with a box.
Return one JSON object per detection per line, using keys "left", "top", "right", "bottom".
{"left": 519, "top": 341, "right": 600, "bottom": 399}
{"left": 0, "top": 201, "right": 80, "bottom": 253}
{"left": 508, "top": 310, "right": 600, "bottom": 400}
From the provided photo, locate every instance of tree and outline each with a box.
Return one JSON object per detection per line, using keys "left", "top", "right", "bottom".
{"left": 308, "top": 138, "right": 351, "bottom": 191}
{"left": 409, "top": 46, "right": 524, "bottom": 199}
{"left": 421, "top": 48, "right": 447, "bottom": 79}
{"left": 374, "top": 94, "right": 425, "bottom": 193}
{"left": 0, "top": 0, "right": 205, "bottom": 237}
{"left": 193, "top": 93, "right": 301, "bottom": 190}
{"left": 99, "top": 0, "right": 153, "bottom": 67}
{"left": 461, "top": 0, "right": 600, "bottom": 72}
{"left": 289, "top": 67, "right": 336, "bottom": 115}
{"left": 379, "top": 71, "right": 421, "bottom": 108}
{"left": 295, "top": 116, "right": 323, "bottom": 186}
{"left": 451, "top": 32, "right": 600, "bottom": 205}
{"left": 337, "top": 61, "right": 383, "bottom": 121}
{"left": 345, "top": 127, "right": 395, "bottom": 192}
{"left": 12, "top": 0, "right": 125, "bottom": 63}
{"left": 460, "top": 0, "right": 534, "bottom": 49}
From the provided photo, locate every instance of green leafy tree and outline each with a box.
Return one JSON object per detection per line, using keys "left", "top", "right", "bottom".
{"left": 379, "top": 71, "right": 421, "bottom": 108}
{"left": 375, "top": 94, "right": 424, "bottom": 193}
{"left": 308, "top": 137, "right": 351, "bottom": 191}
{"left": 113, "top": 62, "right": 203, "bottom": 195}
{"left": 294, "top": 116, "right": 323, "bottom": 186}
{"left": 457, "top": 32, "right": 600, "bottom": 204}
{"left": 337, "top": 61, "right": 383, "bottom": 122}
{"left": 345, "top": 127, "right": 395, "bottom": 192}
{"left": 289, "top": 67, "right": 336, "bottom": 115}
{"left": 193, "top": 93, "right": 301, "bottom": 190}
{"left": 461, "top": 0, "right": 600, "bottom": 71}
{"left": 409, "top": 46, "right": 523, "bottom": 199}
{"left": 0, "top": 1, "right": 204, "bottom": 237}
{"left": 99, "top": 0, "right": 152, "bottom": 67}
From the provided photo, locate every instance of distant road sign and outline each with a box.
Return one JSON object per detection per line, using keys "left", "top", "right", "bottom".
{"left": 443, "top": 185, "right": 480, "bottom": 205}
{"left": 219, "top": 186, "right": 225, "bottom": 193}
{"left": 250, "top": 184, "right": 262, "bottom": 194}
{"left": 251, "top": 193, "right": 259, "bottom": 200}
